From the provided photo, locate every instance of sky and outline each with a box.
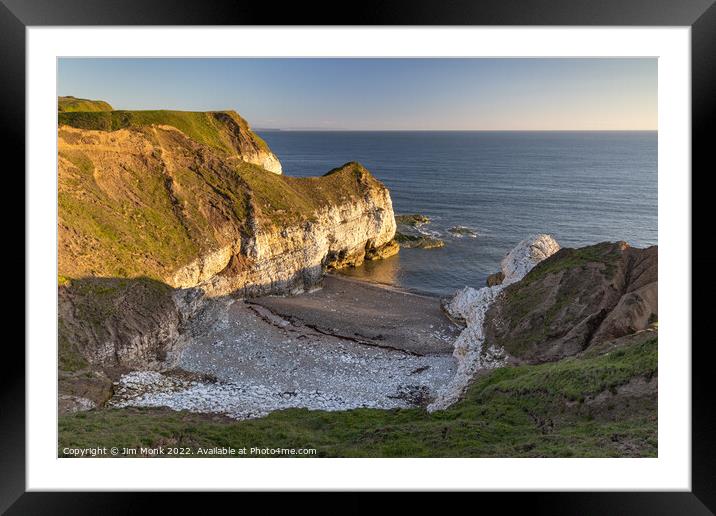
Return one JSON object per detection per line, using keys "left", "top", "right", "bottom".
{"left": 58, "top": 58, "right": 657, "bottom": 131}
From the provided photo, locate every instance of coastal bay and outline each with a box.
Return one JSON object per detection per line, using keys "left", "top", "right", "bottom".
{"left": 56, "top": 96, "right": 659, "bottom": 458}
{"left": 109, "top": 275, "right": 460, "bottom": 419}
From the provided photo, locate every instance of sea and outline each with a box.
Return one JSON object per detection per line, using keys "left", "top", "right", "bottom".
{"left": 258, "top": 131, "right": 657, "bottom": 297}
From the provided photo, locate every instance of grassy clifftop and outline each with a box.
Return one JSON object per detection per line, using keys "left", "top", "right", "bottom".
{"left": 56, "top": 98, "right": 395, "bottom": 285}
{"left": 58, "top": 115, "right": 387, "bottom": 283}
{"left": 58, "top": 109, "right": 272, "bottom": 155}
{"left": 59, "top": 333, "right": 657, "bottom": 457}
{"left": 58, "top": 96, "right": 113, "bottom": 112}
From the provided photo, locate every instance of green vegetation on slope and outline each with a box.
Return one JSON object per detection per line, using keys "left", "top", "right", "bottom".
{"left": 58, "top": 144, "right": 208, "bottom": 280}
{"left": 243, "top": 161, "right": 384, "bottom": 227}
{"left": 58, "top": 96, "right": 113, "bottom": 112}
{"left": 58, "top": 109, "right": 270, "bottom": 154}
{"left": 57, "top": 96, "right": 390, "bottom": 283}
{"left": 59, "top": 336, "right": 657, "bottom": 458}
{"left": 521, "top": 241, "right": 624, "bottom": 286}
{"left": 59, "top": 127, "right": 382, "bottom": 281}
{"left": 484, "top": 240, "right": 656, "bottom": 362}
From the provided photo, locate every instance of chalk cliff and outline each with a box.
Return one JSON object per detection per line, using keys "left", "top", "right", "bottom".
{"left": 57, "top": 104, "right": 397, "bottom": 373}
{"left": 58, "top": 128, "right": 396, "bottom": 296}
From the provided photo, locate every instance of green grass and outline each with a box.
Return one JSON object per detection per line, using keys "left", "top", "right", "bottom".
{"left": 242, "top": 161, "right": 382, "bottom": 227}
{"left": 59, "top": 135, "right": 378, "bottom": 281}
{"left": 58, "top": 147, "right": 204, "bottom": 280}
{"left": 58, "top": 109, "right": 269, "bottom": 155}
{"left": 522, "top": 242, "right": 624, "bottom": 285}
{"left": 488, "top": 242, "right": 629, "bottom": 358}
{"left": 58, "top": 337, "right": 657, "bottom": 457}
{"left": 57, "top": 99, "right": 389, "bottom": 283}
{"left": 58, "top": 96, "right": 113, "bottom": 112}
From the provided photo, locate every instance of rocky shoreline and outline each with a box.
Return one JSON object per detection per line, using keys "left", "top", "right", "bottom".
{"left": 63, "top": 234, "right": 658, "bottom": 423}
{"left": 107, "top": 275, "right": 459, "bottom": 419}
{"left": 430, "top": 234, "right": 561, "bottom": 410}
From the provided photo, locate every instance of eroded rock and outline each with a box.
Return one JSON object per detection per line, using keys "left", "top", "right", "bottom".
{"left": 366, "top": 239, "right": 400, "bottom": 260}
{"left": 395, "top": 214, "right": 430, "bottom": 226}
{"left": 395, "top": 232, "right": 445, "bottom": 249}
{"left": 486, "top": 271, "right": 504, "bottom": 287}
{"left": 448, "top": 226, "right": 477, "bottom": 238}
{"left": 430, "top": 234, "right": 560, "bottom": 411}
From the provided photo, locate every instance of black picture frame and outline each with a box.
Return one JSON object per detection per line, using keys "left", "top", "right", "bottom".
{"left": 4, "top": 0, "right": 714, "bottom": 511}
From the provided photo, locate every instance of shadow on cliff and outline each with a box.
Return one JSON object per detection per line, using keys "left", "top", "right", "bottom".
{"left": 58, "top": 269, "right": 390, "bottom": 414}
{"left": 58, "top": 275, "right": 215, "bottom": 415}
{"left": 58, "top": 266, "right": 356, "bottom": 375}
{"left": 59, "top": 276, "right": 182, "bottom": 373}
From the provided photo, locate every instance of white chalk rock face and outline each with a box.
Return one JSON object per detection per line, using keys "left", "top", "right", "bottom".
{"left": 429, "top": 234, "right": 560, "bottom": 412}
{"left": 501, "top": 234, "right": 562, "bottom": 286}
{"left": 259, "top": 152, "right": 283, "bottom": 175}
{"left": 443, "top": 286, "right": 498, "bottom": 327}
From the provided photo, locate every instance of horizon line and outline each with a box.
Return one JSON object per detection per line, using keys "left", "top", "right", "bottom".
{"left": 253, "top": 128, "right": 658, "bottom": 132}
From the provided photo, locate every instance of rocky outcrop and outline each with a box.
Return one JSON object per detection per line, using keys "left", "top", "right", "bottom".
{"left": 429, "top": 234, "right": 561, "bottom": 411}
{"left": 395, "top": 232, "right": 445, "bottom": 249}
{"left": 486, "top": 271, "right": 504, "bottom": 287}
{"left": 365, "top": 239, "right": 400, "bottom": 261}
{"left": 58, "top": 370, "right": 114, "bottom": 414}
{"left": 58, "top": 277, "right": 191, "bottom": 369}
{"left": 256, "top": 152, "right": 282, "bottom": 175}
{"left": 395, "top": 214, "right": 430, "bottom": 226}
{"left": 448, "top": 226, "right": 477, "bottom": 238}
{"left": 484, "top": 241, "right": 657, "bottom": 362}
{"left": 200, "top": 180, "right": 397, "bottom": 296}
{"left": 209, "top": 111, "right": 283, "bottom": 174}
{"left": 394, "top": 213, "right": 445, "bottom": 250}
{"left": 430, "top": 237, "right": 657, "bottom": 412}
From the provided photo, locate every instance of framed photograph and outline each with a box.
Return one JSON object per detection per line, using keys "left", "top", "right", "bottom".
{"left": 6, "top": 0, "right": 714, "bottom": 510}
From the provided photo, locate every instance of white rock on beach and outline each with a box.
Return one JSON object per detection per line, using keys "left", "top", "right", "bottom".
{"left": 500, "top": 233, "right": 562, "bottom": 286}
{"left": 429, "top": 234, "right": 560, "bottom": 412}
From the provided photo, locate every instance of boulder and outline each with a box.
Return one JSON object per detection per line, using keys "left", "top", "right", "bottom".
{"left": 365, "top": 239, "right": 400, "bottom": 260}
{"left": 395, "top": 214, "right": 430, "bottom": 226}
{"left": 486, "top": 271, "right": 504, "bottom": 287}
